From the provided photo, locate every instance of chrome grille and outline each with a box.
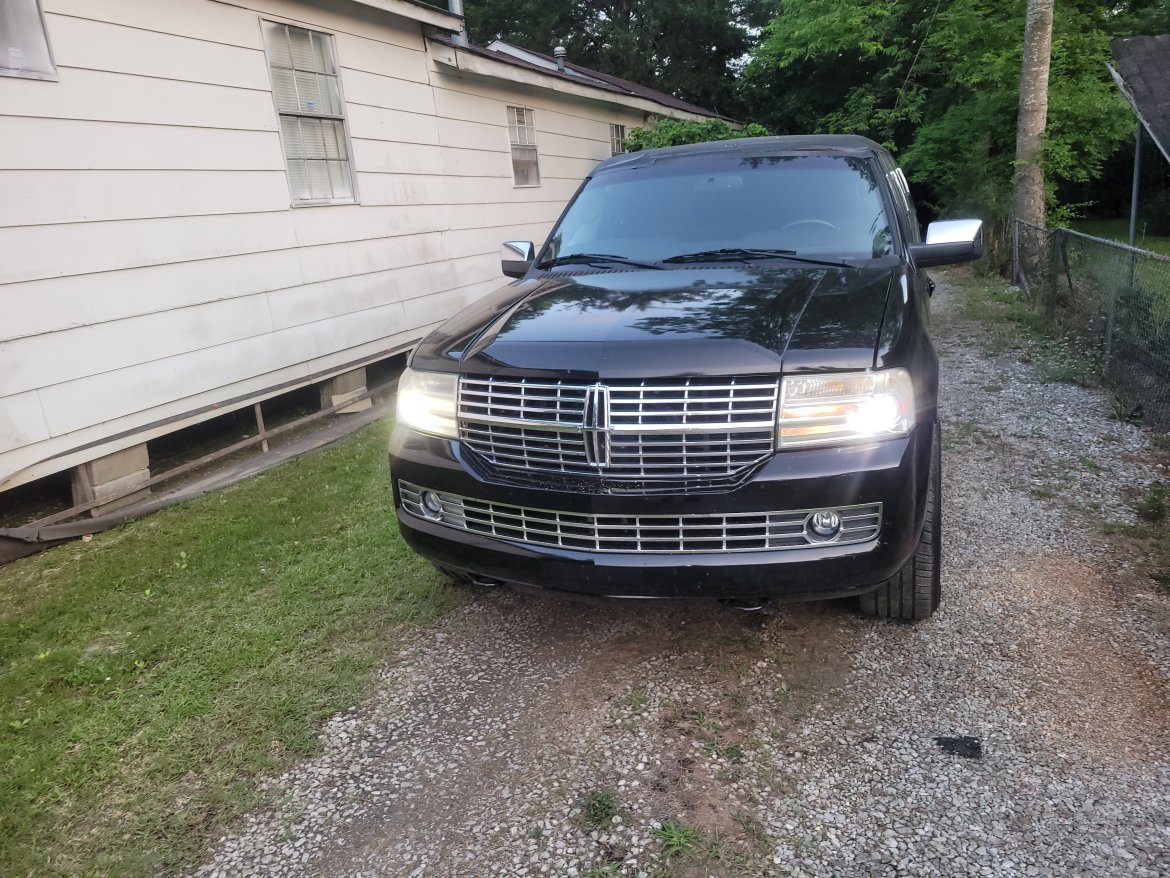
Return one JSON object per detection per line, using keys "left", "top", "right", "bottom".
{"left": 459, "top": 377, "right": 587, "bottom": 425}
{"left": 607, "top": 381, "right": 778, "bottom": 429}
{"left": 400, "top": 481, "right": 881, "bottom": 554}
{"left": 457, "top": 376, "right": 779, "bottom": 481}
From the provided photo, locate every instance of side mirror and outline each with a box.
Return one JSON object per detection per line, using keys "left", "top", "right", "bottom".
{"left": 501, "top": 240, "right": 535, "bottom": 278}
{"left": 908, "top": 219, "right": 984, "bottom": 268}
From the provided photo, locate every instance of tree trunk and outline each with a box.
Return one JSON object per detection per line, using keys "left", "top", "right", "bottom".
{"left": 1012, "top": 0, "right": 1054, "bottom": 230}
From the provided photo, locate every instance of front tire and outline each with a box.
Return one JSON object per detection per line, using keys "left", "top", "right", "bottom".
{"left": 858, "top": 422, "right": 941, "bottom": 621}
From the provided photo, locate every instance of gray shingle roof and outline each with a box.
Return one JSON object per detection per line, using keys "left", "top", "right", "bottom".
{"left": 1110, "top": 34, "right": 1170, "bottom": 163}
{"left": 430, "top": 37, "right": 727, "bottom": 121}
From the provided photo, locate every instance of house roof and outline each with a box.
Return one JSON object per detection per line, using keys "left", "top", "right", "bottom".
{"left": 1110, "top": 34, "right": 1170, "bottom": 163}
{"left": 430, "top": 37, "right": 727, "bottom": 121}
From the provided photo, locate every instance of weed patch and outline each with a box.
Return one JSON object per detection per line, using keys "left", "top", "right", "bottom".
{"left": 575, "top": 790, "right": 622, "bottom": 830}
{"left": 1136, "top": 482, "right": 1168, "bottom": 522}
{"left": 653, "top": 820, "right": 699, "bottom": 860}
{"left": 954, "top": 276, "right": 1099, "bottom": 387}
{"left": 621, "top": 689, "right": 650, "bottom": 711}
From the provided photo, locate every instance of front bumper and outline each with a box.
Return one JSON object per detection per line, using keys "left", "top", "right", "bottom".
{"left": 389, "top": 427, "right": 932, "bottom": 602}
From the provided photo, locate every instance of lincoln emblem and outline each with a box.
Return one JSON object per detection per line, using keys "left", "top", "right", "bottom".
{"left": 582, "top": 383, "right": 612, "bottom": 467}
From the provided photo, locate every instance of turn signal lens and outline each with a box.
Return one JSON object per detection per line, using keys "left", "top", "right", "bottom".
{"left": 779, "top": 368, "right": 915, "bottom": 447}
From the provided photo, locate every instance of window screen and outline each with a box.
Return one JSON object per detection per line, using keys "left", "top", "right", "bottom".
{"left": 1, "top": 0, "right": 56, "bottom": 79}
{"left": 262, "top": 21, "right": 355, "bottom": 204}
{"left": 508, "top": 107, "right": 540, "bottom": 186}
{"left": 610, "top": 124, "right": 626, "bottom": 156}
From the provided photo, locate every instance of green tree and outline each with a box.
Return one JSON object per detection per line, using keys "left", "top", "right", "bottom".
{"left": 463, "top": 0, "right": 772, "bottom": 117}
{"left": 1108, "top": 0, "right": 1170, "bottom": 35}
{"left": 741, "top": 0, "right": 1154, "bottom": 242}
{"left": 624, "top": 118, "right": 769, "bottom": 152}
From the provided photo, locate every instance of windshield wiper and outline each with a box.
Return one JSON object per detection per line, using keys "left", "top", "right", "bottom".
{"left": 660, "top": 248, "right": 847, "bottom": 267}
{"left": 538, "top": 252, "right": 663, "bottom": 270}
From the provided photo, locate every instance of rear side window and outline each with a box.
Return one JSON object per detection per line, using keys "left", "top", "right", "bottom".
{"left": 877, "top": 151, "right": 921, "bottom": 243}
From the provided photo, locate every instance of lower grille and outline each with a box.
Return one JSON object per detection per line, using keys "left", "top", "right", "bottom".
{"left": 400, "top": 481, "right": 881, "bottom": 554}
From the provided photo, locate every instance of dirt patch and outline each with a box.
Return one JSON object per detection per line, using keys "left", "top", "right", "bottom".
{"left": 574, "top": 607, "right": 853, "bottom": 874}
{"left": 292, "top": 598, "right": 854, "bottom": 878}
{"left": 995, "top": 555, "right": 1170, "bottom": 764}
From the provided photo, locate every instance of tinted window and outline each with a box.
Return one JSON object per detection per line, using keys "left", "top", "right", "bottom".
{"left": 545, "top": 155, "right": 893, "bottom": 264}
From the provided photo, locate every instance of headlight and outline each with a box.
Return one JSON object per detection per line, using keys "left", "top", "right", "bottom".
{"left": 779, "top": 368, "right": 915, "bottom": 447}
{"left": 396, "top": 367, "right": 458, "bottom": 438}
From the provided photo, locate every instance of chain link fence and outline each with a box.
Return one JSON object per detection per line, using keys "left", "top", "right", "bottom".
{"left": 1013, "top": 220, "right": 1170, "bottom": 425}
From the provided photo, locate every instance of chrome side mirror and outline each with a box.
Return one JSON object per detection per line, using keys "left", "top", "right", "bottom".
{"left": 908, "top": 219, "right": 984, "bottom": 268}
{"left": 501, "top": 240, "right": 535, "bottom": 278}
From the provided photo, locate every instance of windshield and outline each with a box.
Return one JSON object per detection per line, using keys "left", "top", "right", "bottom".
{"left": 543, "top": 154, "right": 894, "bottom": 265}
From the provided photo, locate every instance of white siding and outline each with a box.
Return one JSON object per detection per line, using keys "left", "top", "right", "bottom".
{"left": 0, "top": 118, "right": 284, "bottom": 171}
{"left": 0, "top": 0, "right": 661, "bottom": 490}
{"left": 0, "top": 169, "right": 291, "bottom": 226}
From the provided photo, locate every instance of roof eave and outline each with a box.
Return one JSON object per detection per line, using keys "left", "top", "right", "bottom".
{"left": 348, "top": 0, "right": 462, "bottom": 32}
{"left": 426, "top": 39, "right": 724, "bottom": 122}
{"left": 1108, "top": 62, "right": 1170, "bottom": 165}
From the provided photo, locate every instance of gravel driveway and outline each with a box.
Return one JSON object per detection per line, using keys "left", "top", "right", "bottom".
{"left": 192, "top": 273, "right": 1170, "bottom": 878}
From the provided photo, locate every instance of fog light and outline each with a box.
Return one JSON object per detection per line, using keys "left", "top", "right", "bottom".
{"left": 807, "top": 510, "right": 842, "bottom": 541}
{"left": 421, "top": 491, "right": 444, "bottom": 520}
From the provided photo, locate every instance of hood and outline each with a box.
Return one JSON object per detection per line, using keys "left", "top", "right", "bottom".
{"left": 411, "top": 265, "right": 897, "bottom": 379}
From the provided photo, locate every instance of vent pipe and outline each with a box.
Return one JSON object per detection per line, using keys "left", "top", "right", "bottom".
{"left": 448, "top": 0, "right": 466, "bottom": 46}
{"left": 553, "top": 45, "right": 566, "bottom": 72}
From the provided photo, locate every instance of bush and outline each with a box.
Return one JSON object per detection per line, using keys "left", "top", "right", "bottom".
{"left": 624, "top": 118, "right": 769, "bottom": 152}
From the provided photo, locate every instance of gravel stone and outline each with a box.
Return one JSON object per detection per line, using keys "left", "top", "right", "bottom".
{"left": 188, "top": 276, "right": 1170, "bottom": 877}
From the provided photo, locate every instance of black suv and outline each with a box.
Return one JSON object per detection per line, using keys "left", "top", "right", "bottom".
{"left": 389, "top": 135, "right": 982, "bottom": 620}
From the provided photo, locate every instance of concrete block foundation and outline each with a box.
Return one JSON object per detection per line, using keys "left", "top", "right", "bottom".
{"left": 319, "top": 367, "right": 372, "bottom": 414}
{"left": 71, "top": 443, "right": 151, "bottom": 517}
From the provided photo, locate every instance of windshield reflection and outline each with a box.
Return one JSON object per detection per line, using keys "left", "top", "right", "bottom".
{"left": 545, "top": 155, "right": 892, "bottom": 265}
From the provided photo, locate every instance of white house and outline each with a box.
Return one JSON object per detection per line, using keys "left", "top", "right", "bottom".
{"left": 0, "top": 0, "right": 721, "bottom": 512}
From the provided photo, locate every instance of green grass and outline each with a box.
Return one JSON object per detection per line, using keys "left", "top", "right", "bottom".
{"left": 653, "top": 820, "right": 699, "bottom": 860}
{"left": 620, "top": 688, "right": 650, "bottom": 712}
{"left": 1072, "top": 218, "right": 1170, "bottom": 258}
{"left": 959, "top": 279, "right": 1050, "bottom": 339}
{"left": 0, "top": 419, "right": 467, "bottom": 877}
{"left": 586, "top": 863, "right": 623, "bottom": 877}
{"left": 953, "top": 274, "right": 1100, "bottom": 387}
{"left": 1136, "top": 481, "right": 1168, "bottom": 522}
{"left": 575, "top": 790, "right": 622, "bottom": 830}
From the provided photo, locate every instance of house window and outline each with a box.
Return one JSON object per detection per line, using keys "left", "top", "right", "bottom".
{"left": 1, "top": 0, "right": 57, "bottom": 80}
{"left": 262, "top": 21, "right": 355, "bottom": 204}
{"left": 508, "top": 106, "right": 540, "bottom": 186}
{"left": 610, "top": 124, "right": 626, "bottom": 156}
